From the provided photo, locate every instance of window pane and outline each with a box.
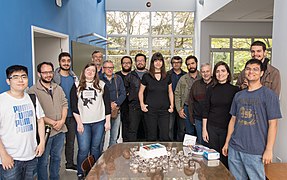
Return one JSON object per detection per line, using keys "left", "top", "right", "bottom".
{"left": 106, "top": 12, "right": 127, "bottom": 35}
{"left": 174, "top": 12, "right": 194, "bottom": 35}
{"left": 211, "top": 38, "right": 230, "bottom": 48}
{"left": 174, "top": 37, "right": 193, "bottom": 49}
{"left": 211, "top": 52, "right": 231, "bottom": 68}
{"left": 152, "top": 50, "right": 171, "bottom": 55}
{"left": 151, "top": 12, "right": 172, "bottom": 35}
{"left": 130, "top": 37, "right": 148, "bottom": 49}
{"left": 107, "top": 49, "right": 126, "bottom": 55}
{"left": 107, "top": 37, "right": 126, "bottom": 48}
{"left": 233, "top": 38, "right": 251, "bottom": 49}
{"left": 152, "top": 37, "right": 171, "bottom": 49}
{"left": 130, "top": 50, "right": 149, "bottom": 56}
{"left": 254, "top": 38, "right": 272, "bottom": 48}
{"left": 129, "top": 12, "right": 150, "bottom": 35}
{"left": 174, "top": 49, "right": 194, "bottom": 56}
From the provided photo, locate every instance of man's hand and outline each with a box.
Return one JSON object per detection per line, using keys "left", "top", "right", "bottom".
{"left": 1, "top": 152, "right": 14, "bottom": 170}
{"left": 35, "top": 142, "right": 45, "bottom": 157}
{"left": 53, "top": 120, "right": 65, "bottom": 131}
{"left": 111, "top": 102, "right": 117, "bottom": 110}
{"left": 222, "top": 144, "right": 228, "bottom": 157}
{"left": 262, "top": 149, "right": 273, "bottom": 164}
{"left": 202, "top": 129, "right": 209, "bottom": 143}
{"left": 178, "top": 108, "right": 186, "bottom": 119}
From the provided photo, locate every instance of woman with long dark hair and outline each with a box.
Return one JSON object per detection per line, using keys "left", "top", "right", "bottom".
{"left": 138, "top": 52, "right": 174, "bottom": 141}
{"left": 70, "top": 62, "right": 111, "bottom": 178}
{"left": 202, "top": 61, "right": 239, "bottom": 168}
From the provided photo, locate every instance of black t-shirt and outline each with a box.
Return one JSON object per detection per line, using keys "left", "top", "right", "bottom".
{"left": 141, "top": 73, "right": 172, "bottom": 110}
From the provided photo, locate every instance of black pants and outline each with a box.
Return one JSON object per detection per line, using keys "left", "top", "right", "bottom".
{"left": 207, "top": 124, "right": 228, "bottom": 168}
{"left": 145, "top": 108, "right": 170, "bottom": 141}
{"left": 120, "top": 102, "right": 129, "bottom": 142}
{"left": 65, "top": 116, "right": 76, "bottom": 166}
{"left": 128, "top": 107, "right": 146, "bottom": 142}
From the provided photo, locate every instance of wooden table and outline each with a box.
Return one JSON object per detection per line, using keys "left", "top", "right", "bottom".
{"left": 86, "top": 142, "right": 235, "bottom": 179}
{"left": 265, "top": 163, "right": 287, "bottom": 180}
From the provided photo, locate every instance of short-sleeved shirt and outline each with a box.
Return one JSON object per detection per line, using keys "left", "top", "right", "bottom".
{"left": 141, "top": 73, "right": 172, "bottom": 110}
{"left": 0, "top": 92, "right": 45, "bottom": 163}
{"left": 229, "top": 86, "right": 282, "bottom": 155}
{"left": 60, "top": 75, "right": 74, "bottom": 117}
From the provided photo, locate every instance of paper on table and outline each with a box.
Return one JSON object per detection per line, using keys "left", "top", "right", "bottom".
{"left": 183, "top": 134, "right": 197, "bottom": 146}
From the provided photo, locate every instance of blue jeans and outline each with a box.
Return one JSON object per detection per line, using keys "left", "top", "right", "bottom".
{"left": 184, "top": 104, "right": 195, "bottom": 136}
{"left": 76, "top": 120, "right": 105, "bottom": 175}
{"left": 195, "top": 119, "right": 204, "bottom": 145}
{"left": 109, "top": 114, "right": 121, "bottom": 147}
{"left": 37, "top": 132, "right": 65, "bottom": 180}
{"left": 0, "top": 158, "right": 37, "bottom": 180}
{"left": 228, "top": 146, "right": 265, "bottom": 180}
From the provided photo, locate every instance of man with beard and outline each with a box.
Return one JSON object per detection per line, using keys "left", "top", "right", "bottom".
{"left": 28, "top": 62, "right": 68, "bottom": 180}
{"left": 125, "top": 53, "right": 148, "bottom": 141}
{"left": 116, "top": 56, "right": 132, "bottom": 142}
{"left": 92, "top": 50, "right": 104, "bottom": 79}
{"left": 174, "top": 55, "right": 201, "bottom": 141}
{"left": 53, "top": 52, "right": 78, "bottom": 171}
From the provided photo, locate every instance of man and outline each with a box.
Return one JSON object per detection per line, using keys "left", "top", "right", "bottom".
{"left": 174, "top": 55, "right": 201, "bottom": 141}
{"left": 0, "top": 65, "right": 45, "bottom": 179}
{"left": 188, "top": 63, "right": 213, "bottom": 144}
{"left": 101, "top": 60, "right": 126, "bottom": 147}
{"left": 116, "top": 56, "right": 132, "bottom": 142}
{"left": 222, "top": 59, "right": 281, "bottom": 179}
{"left": 28, "top": 62, "right": 68, "bottom": 180}
{"left": 53, "top": 52, "right": 78, "bottom": 171}
{"left": 236, "top": 40, "right": 281, "bottom": 96}
{"left": 125, "top": 53, "right": 148, "bottom": 141}
{"left": 167, "top": 56, "right": 186, "bottom": 141}
{"left": 92, "top": 50, "right": 104, "bottom": 78}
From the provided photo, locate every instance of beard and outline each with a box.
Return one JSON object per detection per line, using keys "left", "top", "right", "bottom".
{"left": 122, "top": 67, "right": 132, "bottom": 72}
{"left": 60, "top": 65, "right": 70, "bottom": 71}
{"left": 41, "top": 77, "right": 52, "bottom": 84}
{"left": 188, "top": 67, "right": 197, "bottom": 73}
{"left": 137, "top": 66, "right": 146, "bottom": 70}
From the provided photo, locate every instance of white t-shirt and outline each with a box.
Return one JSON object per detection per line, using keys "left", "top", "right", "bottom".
{"left": 0, "top": 92, "right": 45, "bottom": 163}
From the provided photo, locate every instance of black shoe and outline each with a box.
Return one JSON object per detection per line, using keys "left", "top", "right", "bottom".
{"left": 77, "top": 174, "right": 84, "bottom": 180}
{"left": 66, "top": 164, "right": 77, "bottom": 172}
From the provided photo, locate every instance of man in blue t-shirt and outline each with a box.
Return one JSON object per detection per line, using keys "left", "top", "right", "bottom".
{"left": 222, "top": 59, "right": 282, "bottom": 179}
{"left": 54, "top": 52, "right": 78, "bottom": 171}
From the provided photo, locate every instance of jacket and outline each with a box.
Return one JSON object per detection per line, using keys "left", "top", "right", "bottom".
{"left": 53, "top": 67, "right": 78, "bottom": 85}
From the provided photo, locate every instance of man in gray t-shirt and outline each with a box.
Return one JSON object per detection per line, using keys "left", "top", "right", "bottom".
{"left": 222, "top": 59, "right": 281, "bottom": 180}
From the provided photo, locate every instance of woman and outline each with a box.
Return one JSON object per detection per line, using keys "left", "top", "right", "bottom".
{"left": 70, "top": 62, "right": 111, "bottom": 178}
{"left": 138, "top": 52, "right": 174, "bottom": 141}
{"left": 202, "top": 61, "right": 239, "bottom": 168}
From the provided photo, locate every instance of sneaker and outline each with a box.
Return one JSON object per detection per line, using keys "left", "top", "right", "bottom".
{"left": 77, "top": 174, "right": 84, "bottom": 180}
{"left": 66, "top": 164, "right": 77, "bottom": 172}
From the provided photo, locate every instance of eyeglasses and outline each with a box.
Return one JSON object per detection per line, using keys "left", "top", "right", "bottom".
{"left": 9, "top": 74, "right": 28, "bottom": 80}
{"left": 245, "top": 67, "right": 260, "bottom": 73}
{"left": 103, "top": 67, "right": 114, "bottom": 70}
{"left": 41, "top": 71, "right": 54, "bottom": 75}
{"left": 122, "top": 62, "right": 131, "bottom": 65}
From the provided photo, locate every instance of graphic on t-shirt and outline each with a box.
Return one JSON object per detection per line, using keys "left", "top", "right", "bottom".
{"left": 13, "top": 103, "right": 34, "bottom": 133}
{"left": 80, "top": 87, "right": 97, "bottom": 108}
{"left": 238, "top": 106, "right": 257, "bottom": 126}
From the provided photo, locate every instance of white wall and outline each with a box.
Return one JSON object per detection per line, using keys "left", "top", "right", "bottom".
{"left": 199, "top": 22, "right": 272, "bottom": 63}
{"left": 106, "top": 0, "right": 196, "bottom": 11}
{"left": 272, "top": 0, "right": 287, "bottom": 162}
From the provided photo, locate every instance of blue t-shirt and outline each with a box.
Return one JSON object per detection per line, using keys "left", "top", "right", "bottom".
{"left": 60, "top": 75, "right": 74, "bottom": 117}
{"left": 229, "top": 86, "right": 282, "bottom": 155}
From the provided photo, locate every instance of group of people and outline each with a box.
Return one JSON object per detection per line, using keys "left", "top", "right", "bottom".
{"left": 0, "top": 40, "right": 282, "bottom": 180}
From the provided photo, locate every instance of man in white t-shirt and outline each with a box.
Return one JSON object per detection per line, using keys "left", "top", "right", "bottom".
{"left": 0, "top": 65, "right": 45, "bottom": 179}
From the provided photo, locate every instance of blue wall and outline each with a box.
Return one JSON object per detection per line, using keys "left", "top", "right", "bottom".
{"left": 0, "top": 0, "right": 106, "bottom": 92}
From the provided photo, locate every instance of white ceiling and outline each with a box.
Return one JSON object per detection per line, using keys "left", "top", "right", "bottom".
{"left": 204, "top": 0, "right": 274, "bottom": 22}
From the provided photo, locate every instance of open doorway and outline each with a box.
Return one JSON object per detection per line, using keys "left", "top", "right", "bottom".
{"left": 31, "top": 26, "right": 69, "bottom": 83}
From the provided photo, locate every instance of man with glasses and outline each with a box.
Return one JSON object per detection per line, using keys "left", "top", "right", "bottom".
{"left": 236, "top": 41, "right": 281, "bottom": 96}
{"left": 0, "top": 65, "right": 45, "bottom": 179}
{"left": 167, "top": 56, "right": 186, "bottom": 141}
{"left": 53, "top": 52, "right": 78, "bottom": 172}
{"left": 125, "top": 53, "right": 148, "bottom": 141}
{"left": 28, "top": 62, "right": 68, "bottom": 180}
{"left": 101, "top": 60, "right": 126, "bottom": 147}
{"left": 116, "top": 56, "right": 132, "bottom": 142}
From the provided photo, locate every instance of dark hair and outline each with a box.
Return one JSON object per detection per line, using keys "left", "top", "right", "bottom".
{"left": 170, "top": 56, "right": 182, "bottom": 64}
{"left": 135, "top": 53, "right": 147, "bottom": 62}
{"left": 251, "top": 41, "right": 266, "bottom": 51}
{"left": 58, "top": 52, "right": 71, "bottom": 61}
{"left": 213, "top": 61, "right": 231, "bottom": 84}
{"left": 6, "top": 65, "right": 28, "bottom": 79}
{"left": 78, "top": 62, "right": 101, "bottom": 92}
{"left": 185, "top": 55, "right": 198, "bottom": 66}
{"left": 149, "top": 52, "right": 167, "bottom": 79}
{"left": 245, "top": 58, "right": 264, "bottom": 71}
{"left": 121, "top": 56, "right": 132, "bottom": 64}
{"left": 92, "top": 50, "right": 103, "bottom": 56}
{"left": 37, "top": 62, "right": 54, "bottom": 73}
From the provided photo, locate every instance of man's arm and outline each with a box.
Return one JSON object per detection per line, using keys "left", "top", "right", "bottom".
{"left": 53, "top": 107, "right": 68, "bottom": 131}
{"left": 0, "top": 139, "right": 14, "bottom": 170}
{"left": 271, "top": 69, "right": 281, "bottom": 96}
{"left": 35, "top": 117, "right": 45, "bottom": 157}
{"left": 262, "top": 119, "right": 278, "bottom": 164}
{"left": 222, "top": 116, "right": 236, "bottom": 156}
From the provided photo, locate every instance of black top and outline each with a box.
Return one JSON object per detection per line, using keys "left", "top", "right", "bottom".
{"left": 116, "top": 71, "right": 129, "bottom": 109}
{"left": 141, "top": 73, "right": 172, "bottom": 110}
{"left": 203, "top": 82, "right": 239, "bottom": 129}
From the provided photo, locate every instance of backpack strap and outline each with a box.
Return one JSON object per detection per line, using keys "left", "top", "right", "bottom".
{"left": 28, "top": 93, "right": 40, "bottom": 144}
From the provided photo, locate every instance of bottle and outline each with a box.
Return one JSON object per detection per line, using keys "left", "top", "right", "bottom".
{"left": 44, "top": 125, "right": 52, "bottom": 146}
